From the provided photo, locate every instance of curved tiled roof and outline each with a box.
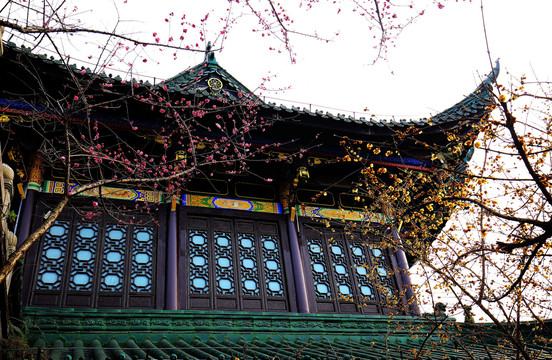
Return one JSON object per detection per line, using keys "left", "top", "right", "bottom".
{"left": 162, "top": 50, "right": 260, "bottom": 103}
{"left": 28, "top": 335, "right": 518, "bottom": 360}
{"left": 260, "top": 61, "right": 498, "bottom": 129}
{"left": 23, "top": 307, "right": 539, "bottom": 360}
{"left": 1, "top": 41, "right": 498, "bottom": 132}
{"left": 159, "top": 47, "right": 498, "bottom": 130}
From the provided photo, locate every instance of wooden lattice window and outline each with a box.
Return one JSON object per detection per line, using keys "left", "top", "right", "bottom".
{"left": 184, "top": 213, "right": 295, "bottom": 312}
{"left": 27, "top": 201, "right": 161, "bottom": 309}
{"left": 301, "top": 223, "right": 401, "bottom": 315}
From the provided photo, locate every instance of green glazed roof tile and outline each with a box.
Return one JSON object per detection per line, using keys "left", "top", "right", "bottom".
{"left": 20, "top": 334, "right": 550, "bottom": 360}
{"left": 174, "top": 338, "right": 213, "bottom": 359}
{"left": 158, "top": 338, "right": 188, "bottom": 359}
{"left": 89, "top": 339, "right": 107, "bottom": 360}
{"left": 106, "top": 338, "right": 129, "bottom": 359}
{"left": 142, "top": 338, "right": 169, "bottom": 359}
{"left": 50, "top": 339, "right": 65, "bottom": 360}
{"left": 123, "top": 339, "right": 145, "bottom": 359}
{"left": 70, "top": 339, "right": 85, "bottom": 360}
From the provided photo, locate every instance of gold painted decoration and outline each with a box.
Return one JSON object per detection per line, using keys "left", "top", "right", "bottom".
{"left": 28, "top": 155, "right": 44, "bottom": 190}
{"left": 182, "top": 194, "right": 282, "bottom": 214}
{"left": 42, "top": 181, "right": 164, "bottom": 203}
{"left": 207, "top": 78, "right": 223, "bottom": 94}
{"left": 296, "top": 205, "right": 387, "bottom": 223}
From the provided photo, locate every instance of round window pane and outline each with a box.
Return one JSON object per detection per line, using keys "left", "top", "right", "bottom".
{"left": 104, "top": 275, "right": 120, "bottom": 286}
{"left": 335, "top": 265, "right": 347, "bottom": 274}
{"left": 192, "top": 256, "right": 206, "bottom": 266}
{"left": 79, "top": 227, "right": 95, "bottom": 239}
{"left": 192, "top": 278, "right": 206, "bottom": 289}
{"left": 268, "top": 281, "right": 281, "bottom": 292}
{"left": 313, "top": 263, "right": 325, "bottom": 273}
{"left": 216, "top": 236, "right": 229, "bottom": 247}
{"left": 135, "top": 253, "right": 150, "bottom": 264}
{"left": 244, "top": 280, "right": 257, "bottom": 290}
{"left": 49, "top": 225, "right": 66, "bottom": 237}
{"left": 316, "top": 283, "right": 329, "bottom": 295}
{"left": 361, "top": 286, "right": 373, "bottom": 296}
{"left": 242, "top": 258, "right": 255, "bottom": 269}
{"left": 106, "top": 251, "right": 122, "bottom": 263}
{"left": 219, "top": 279, "right": 232, "bottom": 289}
{"left": 218, "top": 257, "right": 231, "bottom": 267}
{"left": 134, "top": 275, "right": 149, "bottom": 288}
{"left": 240, "top": 238, "right": 253, "bottom": 248}
{"left": 339, "top": 285, "right": 350, "bottom": 295}
{"left": 136, "top": 231, "right": 151, "bottom": 242}
{"left": 108, "top": 229, "right": 124, "bottom": 240}
{"left": 76, "top": 250, "right": 92, "bottom": 261}
{"left": 264, "top": 241, "right": 275, "bottom": 250}
{"left": 73, "top": 273, "right": 89, "bottom": 285}
{"left": 265, "top": 260, "right": 278, "bottom": 270}
{"left": 41, "top": 272, "right": 58, "bottom": 284}
{"left": 192, "top": 235, "right": 205, "bottom": 245}
{"left": 45, "top": 248, "right": 62, "bottom": 260}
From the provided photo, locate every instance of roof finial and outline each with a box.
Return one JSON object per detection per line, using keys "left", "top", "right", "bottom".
{"left": 205, "top": 41, "right": 217, "bottom": 64}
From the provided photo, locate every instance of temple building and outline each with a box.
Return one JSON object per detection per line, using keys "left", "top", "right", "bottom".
{"left": 0, "top": 41, "right": 525, "bottom": 359}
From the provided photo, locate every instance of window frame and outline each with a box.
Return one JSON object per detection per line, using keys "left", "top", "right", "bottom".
{"left": 178, "top": 206, "right": 297, "bottom": 313}
{"left": 299, "top": 218, "right": 404, "bottom": 315}
{"left": 23, "top": 195, "right": 166, "bottom": 310}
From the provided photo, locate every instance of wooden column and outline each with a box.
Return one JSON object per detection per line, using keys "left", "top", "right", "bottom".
{"left": 392, "top": 229, "right": 420, "bottom": 315}
{"left": 165, "top": 196, "right": 179, "bottom": 310}
{"left": 287, "top": 216, "right": 310, "bottom": 313}
{"left": 16, "top": 154, "right": 43, "bottom": 248}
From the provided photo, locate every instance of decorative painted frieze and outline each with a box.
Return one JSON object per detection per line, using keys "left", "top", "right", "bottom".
{"left": 182, "top": 194, "right": 283, "bottom": 214}
{"left": 41, "top": 180, "right": 164, "bottom": 203}
{"left": 296, "top": 205, "right": 387, "bottom": 223}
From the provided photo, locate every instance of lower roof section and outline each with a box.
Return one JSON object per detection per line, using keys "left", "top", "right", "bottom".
{"left": 20, "top": 307, "right": 543, "bottom": 360}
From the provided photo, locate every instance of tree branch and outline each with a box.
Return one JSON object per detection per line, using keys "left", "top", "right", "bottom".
{"left": 0, "top": 19, "right": 205, "bottom": 52}
{"left": 501, "top": 100, "right": 552, "bottom": 205}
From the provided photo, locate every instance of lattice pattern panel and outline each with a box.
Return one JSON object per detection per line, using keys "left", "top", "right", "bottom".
{"left": 189, "top": 230, "right": 209, "bottom": 294}
{"left": 130, "top": 226, "right": 154, "bottom": 293}
{"left": 328, "top": 240, "right": 354, "bottom": 300}
{"left": 261, "top": 234, "right": 285, "bottom": 297}
{"left": 370, "top": 248, "right": 396, "bottom": 301}
{"left": 36, "top": 221, "right": 70, "bottom": 290}
{"left": 214, "top": 231, "right": 235, "bottom": 295}
{"left": 306, "top": 238, "right": 332, "bottom": 299}
{"left": 238, "top": 233, "right": 260, "bottom": 296}
{"left": 100, "top": 225, "right": 127, "bottom": 292}
{"left": 69, "top": 223, "right": 98, "bottom": 291}
{"left": 349, "top": 244, "right": 376, "bottom": 301}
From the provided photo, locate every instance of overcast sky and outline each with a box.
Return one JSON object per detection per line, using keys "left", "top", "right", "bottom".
{"left": 104, "top": 0, "right": 552, "bottom": 119}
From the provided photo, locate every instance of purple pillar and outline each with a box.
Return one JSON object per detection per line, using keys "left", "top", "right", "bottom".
{"left": 15, "top": 188, "right": 37, "bottom": 248}
{"left": 287, "top": 217, "right": 309, "bottom": 313}
{"left": 393, "top": 230, "right": 420, "bottom": 315}
{"left": 166, "top": 209, "right": 178, "bottom": 310}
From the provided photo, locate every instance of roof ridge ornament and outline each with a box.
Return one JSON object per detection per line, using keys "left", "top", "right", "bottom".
{"left": 487, "top": 59, "right": 500, "bottom": 85}
{"left": 204, "top": 41, "right": 218, "bottom": 65}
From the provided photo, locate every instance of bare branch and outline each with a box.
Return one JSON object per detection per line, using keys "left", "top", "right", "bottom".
{"left": 0, "top": 19, "right": 205, "bottom": 52}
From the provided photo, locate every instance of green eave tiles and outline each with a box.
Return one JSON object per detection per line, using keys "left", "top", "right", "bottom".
{"left": 20, "top": 307, "right": 541, "bottom": 360}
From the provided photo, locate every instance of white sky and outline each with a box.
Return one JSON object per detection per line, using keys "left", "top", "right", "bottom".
{"left": 112, "top": 0, "right": 552, "bottom": 118}
{"left": 4, "top": 0, "right": 551, "bottom": 119}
